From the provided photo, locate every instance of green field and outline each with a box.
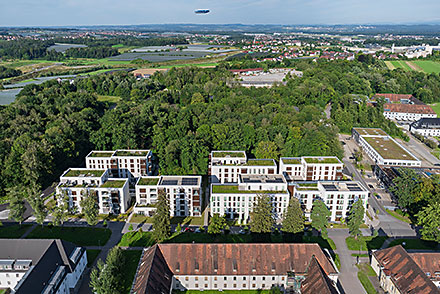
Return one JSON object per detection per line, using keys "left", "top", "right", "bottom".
{"left": 0, "top": 224, "right": 32, "bottom": 238}
{"left": 86, "top": 249, "right": 101, "bottom": 267}
{"left": 26, "top": 226, "right": 112, "bottom": 246}
{"left": 430, "top": 103, "right": 440, "bottom": 116}
{"left": 122, "top": 250, "right": 142, "bottom": 294}
{"left": 97, "top": 95, "right": 122, "bottom": 103}
{"left": 386, "top": 60, "right": 440, "bottom": 74}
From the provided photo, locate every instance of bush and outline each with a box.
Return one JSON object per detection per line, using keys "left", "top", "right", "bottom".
{"left": 128, "top": 224, "right": 133, "bottom": 231}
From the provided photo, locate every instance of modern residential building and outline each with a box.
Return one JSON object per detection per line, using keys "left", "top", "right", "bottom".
{"left": 279, "top": 156, "right": 343, "bottom": 181}
{"left": 134, "top": 175, "right": 202, "bottom": 217}
{"left": 371, "top": 245, "right": 440, "bottom": 294}
{"left": 374, "top": 165, "right": 440, "bottom": 189}
{"left": 210, "top": 174, "right": 289, "bottom": 223}
{"left": 293, "top": 181, "right": 368, "bottom": 222}
{"left": 56, "top": 168, "right": 130, "bottom": 214}
{"left": 410, "top": 118, "right": 440, "bottom": 137}
{"left": 0, "top": 239, "right": 87, "bottom": 294}
{"left": 209, "top": 151, "right": 277, "bottom": 183}
{"left": 131, "top": 243, "right": 339, "bottom": 294}
{"left": 352, "top": 128, "right": 421, "bottom": 167}
{"left": 85, "top": 149, "right": 155, "bottom": 178}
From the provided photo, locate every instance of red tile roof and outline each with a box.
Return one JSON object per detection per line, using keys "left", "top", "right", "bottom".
{"left": 373, "top": 245, "right": 440, "bottom": 294}
{"left": 409, "top": 252, "right": 440, "bottom": 282}
{"left": 384, "top": 103, "right": 436, "bottom": 115}
{"left": 374, "top": 93, "right": 414, "bottom": 102}
{"left": 301, "top": 256, "right": 339, "bottom": 294}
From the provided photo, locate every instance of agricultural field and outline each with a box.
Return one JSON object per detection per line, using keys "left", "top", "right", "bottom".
{"left": 385, "top": 60, "right": 440, "bottom": 73}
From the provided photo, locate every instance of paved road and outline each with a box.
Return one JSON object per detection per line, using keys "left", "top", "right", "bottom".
{"left": 396, "top": 132, "right": 440, "bottom": 166}
{"left": 329, "top": 230, "right": 366, "bottom": 294}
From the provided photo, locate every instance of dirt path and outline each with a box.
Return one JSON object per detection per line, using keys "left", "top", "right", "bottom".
{"left": 385, "top": 61, "right": 395, "bottom": 70}
{"left": 405, "top": 61, "right": 423, "bottom": 72}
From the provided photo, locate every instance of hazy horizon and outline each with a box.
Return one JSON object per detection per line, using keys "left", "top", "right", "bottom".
{"left": 1, "top": 0, "right": 440, "bottom": 27}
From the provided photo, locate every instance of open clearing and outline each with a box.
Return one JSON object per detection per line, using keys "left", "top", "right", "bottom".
{"left": 385, "top": 60, "right": 440, "bottom": 73}
{"left": 430, "top": 103, "right": 440, "bottom": 116}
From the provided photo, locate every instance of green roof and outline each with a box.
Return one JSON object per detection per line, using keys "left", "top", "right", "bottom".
{"left": 114, "top": 150, "right": 149, "bottom": 157}
{"left": 353, "top": 128, "right": 387, "bottom": 137}
{"left": 100, "top": 180, "right": 127, "bottom": 188}
{"left": 138, "top": 178, "right": 159, "bottom": 186}
{"left": 245, "top": 159, "right": 275, "bottom": 166}
{"left": 64, "top": 169, "right": 105, "bottom": 178}
{"left": 212, "top": 185, "right": 286, "bottom": 194}
{"left": 363, "top": 136, "right": 416, "bottom": 161}
{"left": 212, "top": 151, "right": 246, "bottom": 158}
{"left": 282, "top": 158, "right": 301, "bottom": 164}
{"left": 296, "top": 183, "right": 319, "bottom": 191}
{"left": 303, "top": 157, "right": 341, "bottom": 164}
{"left": 88, "top": 151, "right": 114, "bottom": 157}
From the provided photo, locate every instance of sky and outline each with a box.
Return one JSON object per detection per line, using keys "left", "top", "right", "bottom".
{"left": 1, "top": 0, "right": 440, "bottom": 27}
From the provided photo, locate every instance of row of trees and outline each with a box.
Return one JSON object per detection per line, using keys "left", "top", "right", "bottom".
{"left": 64, "top": 47, "right": 119, "bottom": 59}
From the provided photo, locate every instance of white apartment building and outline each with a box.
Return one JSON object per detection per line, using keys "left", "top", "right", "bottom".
{"left": 279, "top": 156, "right": 343, "bottom": 181}
{"left": 410, "top": 118, "right": 440, "bottom": 137}
{"left": 85, "top": 149, "right": 155, "bottom": 178}
{"left": 57, "top": 168, "right": 130, "bottom": 214}
{"left": 210, "top": 174, "right": 289, "bottom": 223}
{"left": 209, "top": 151, "right": 277, "bottom": 183}
{"left": 134, "top": 175, "right": 202, "bottom": 217}
{"left": 352, "top": 128, "right": 421, "bottom": 167}
{"left": 293, "top": 181, "right": 368, "bottom": 222}
{"left": 132, "top": 243, "right": 339, "bottom": 294}
{"left": 0, "top": 239, "right": 87, "bottom": 294}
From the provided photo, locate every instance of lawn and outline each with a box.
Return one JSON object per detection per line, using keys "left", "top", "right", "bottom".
{"left": 388, "top": 60, "right": 412, "bottom": 71}
{"left": 388, "top": 238, "right": 438, "bottom": 250}
{"left": 386, "top": 209, "right": 412, "bottom": 224}
{"left": 0, "top": 224, "right": 32, "bottom": 238}
{"left": 121, "top": 250, "right": 142, "bottom": 294}
{"left": 26, "top": 226, "right": 112, "bottom": 246}
{"left": 86, "top": 249, "right": 101, "bottom": 267}
{"left": 411, "top": 60, "right": 440, "bottom": 73}
{"left": 0, "top": 289, "right": 7, "bottom": 294}
{"left": 357, "top": 263, "right": 378, "bottom": 294}
{"left": 430, "top": 103, "right": 440, "bottom": 116}
{"left": 346, "top": 236, "right": 388, "bottom": 251}
{"left": 118, "top": 230, "right": 156, "bottom": 247}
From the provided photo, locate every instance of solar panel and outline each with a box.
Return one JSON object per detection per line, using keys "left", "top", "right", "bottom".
{"left": 266, "top": 179, "right": 283, "bottom": 183}
{"left": 348, "top": 187, "right": 363, "bottom": 191}
{"left": 162, "top": 180, "right": 178, "bottom": 185}
{"left": 322, "top": 184, "right": 338, "bottom": 191}
{"left": 182, "top": 178, "right": 199, "bottom": 185}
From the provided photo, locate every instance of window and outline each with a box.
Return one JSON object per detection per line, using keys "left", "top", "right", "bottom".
{"left": 233, "top": 277, "right": 237, "bottom": 281}
{"left": 224, "top": 277, "right": 227, "bottom": 280}
{"left": 233, "top": 284, "right": 237, "bottom": 288}
{"left": 195, "top": 284, "right": 199, "bottom": 288}
{"left": 243, "top": 283, "right": 246, "bottom": 287}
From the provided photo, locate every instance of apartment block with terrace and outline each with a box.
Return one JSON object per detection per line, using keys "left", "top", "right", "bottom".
{"left": 133, "top": 175, "right": 202, "bottom": 217}
{"left": 279, "top": 156, "right": 344, "bottom": 182}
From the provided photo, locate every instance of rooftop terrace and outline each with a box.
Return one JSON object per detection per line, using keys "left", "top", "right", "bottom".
{"left": 114, "top": 150, "right": 150, "bottom": 157}
{"left": 364, "top": 136, "right": 417, "bottom": 161}
{"left": 137, "top": 177, "right": 160, "bottom": 186}
{"left": 88, "top": 151, "right": 115, "bottom": 158}
{"left": 100, "top": 180, "right": 127, "bottom": 188}
{"left": 281, "top": 158, "right": 301, "bottom": 165}
{"left": 212, "top": 185, "right": 287, "bottom": 194}
{"left": 245, "top": 159, "right": 276, "bottom": 166}
{"left": 159, "top": 176, "right": 201, "bottom": 186}
{"left": 64, "top": 169, "right": 105, "bottom": 178}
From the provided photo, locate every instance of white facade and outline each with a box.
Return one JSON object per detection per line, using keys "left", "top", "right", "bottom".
{"left": 209, "top": 151, "right": 277, "bottom": 183}
{"left": 134, "top": 176, "right": 202, "bottom": 217}
{"left": 57, "top": 168, "right": 130, "bottom": 214}
{"left": 210, "top": 174, "right": 289, "bottom": 223}
{"left": 85, "top": 149, "right": 154, "bottom": 178}
{"left": 279, "top": 156, "right": 343, "bottom": 181}
{"left": 352, "top": 128, "right": 421, "bottom": 167}
{"left": 410, "top": 119, "right": 440, "bottom": 137}
{"left": 293, "top": 181, "right": 368, "bottom": 222}
{"left": 383, "top": 110, "right": 436, "bottom": 122}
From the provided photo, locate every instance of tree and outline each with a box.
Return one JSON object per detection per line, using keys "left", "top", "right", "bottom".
{"left": 208, "top": 213, "right": 227, "bottom": 234}
{"left": 90, "top": 246, "right": 125, "bottom": 294}
{"left": 80, "top": 190, "right": 99, "bottom": 226}
{"left": 250, "top": 194, "right": 274, "bottom": 233}
{"left": 390, "top": 169, "right": 420, "bottom": 210}
{"left": 311, "top": 200, "right": 330, "bottom": 238}
{"left": 254, "top": 141, "right": 279, "bottom": 159}
{"left": 27, "top": 187, "right": 47, "bottom": 226}
{"left": 7, "top": 187, "right": 26, "bottom": 225}
{"left": 152, "top": 190, "right": 171, "bottom": 242}
{"left": 282, "top": 197, "right": 304, "bottom": 234}
{"left": 52, "top": 191, "right": 70, "bottom": 226}
{"left": 416, "top": 203, "right": 440, "bottom": 242}
{"left": 346, "top": 200, "right": 365, "bottom": 239}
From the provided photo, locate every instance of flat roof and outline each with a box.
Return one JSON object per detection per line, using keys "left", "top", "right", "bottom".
{"left": 281, "top": 157, "right": 301, "bottom": 165}
{"left": 364, "top": 136, "right": 417, "bottom": 161}
{"left": 212, "top": 185, "right": 287, "bottom": 194}
{"left": 63, "top": 169, "right": 105, "bottom": 178}
{"left": 295, "top": 182, "right": 319, "bottom": 191}
{"left": 240, "top": 174, "right": 285, "bottom": 184}
{"left": 137, "top": 177, "right": 160, "bottom": 186}
{"left": 114, "top": 150, "right": 150, "bottom": 157}
{"left": 159, "top": 176, "right": 201, "bottom": 186}
{"left": 353, "top": 127, "right": 387, "bottom": 137}
{"left": 211, "top": 151, "right": 246, "bottom": 158}
{"left": 88, "top": 151, "right": 115, "bottom": 158}
{"left": 320, "top": 181, "right": 367, "bottom": 192}
{"left": 303, "top": 157, "right": 341, "bottom": 164}
{"left": 245, "top": 159, "right": 276, "bottom": 166}
{"left": 100, "top": 179, "right": 127, "bottom": 188}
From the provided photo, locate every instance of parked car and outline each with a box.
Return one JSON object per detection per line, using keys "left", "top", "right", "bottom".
{"left": 194, "top": 228, "right": 202, "bottom": 233}
{"left": 368, "top": 184, "right": 374, "bottom": 189}
{"left": 184, "top": 227, "right": 194, "bottom": 233}
{"left": 238, "top": 229, "right": 246, "bottom": 235}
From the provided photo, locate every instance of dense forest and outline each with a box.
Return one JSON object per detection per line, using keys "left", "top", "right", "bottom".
{"left": 64, "top": 47, "right": 119, "bottom": 59}
{"left": 1, "top": 59, "right": 440, "bottom": 200}
{"left": 0, "top": 65, "right": 22, "bottom": 79}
